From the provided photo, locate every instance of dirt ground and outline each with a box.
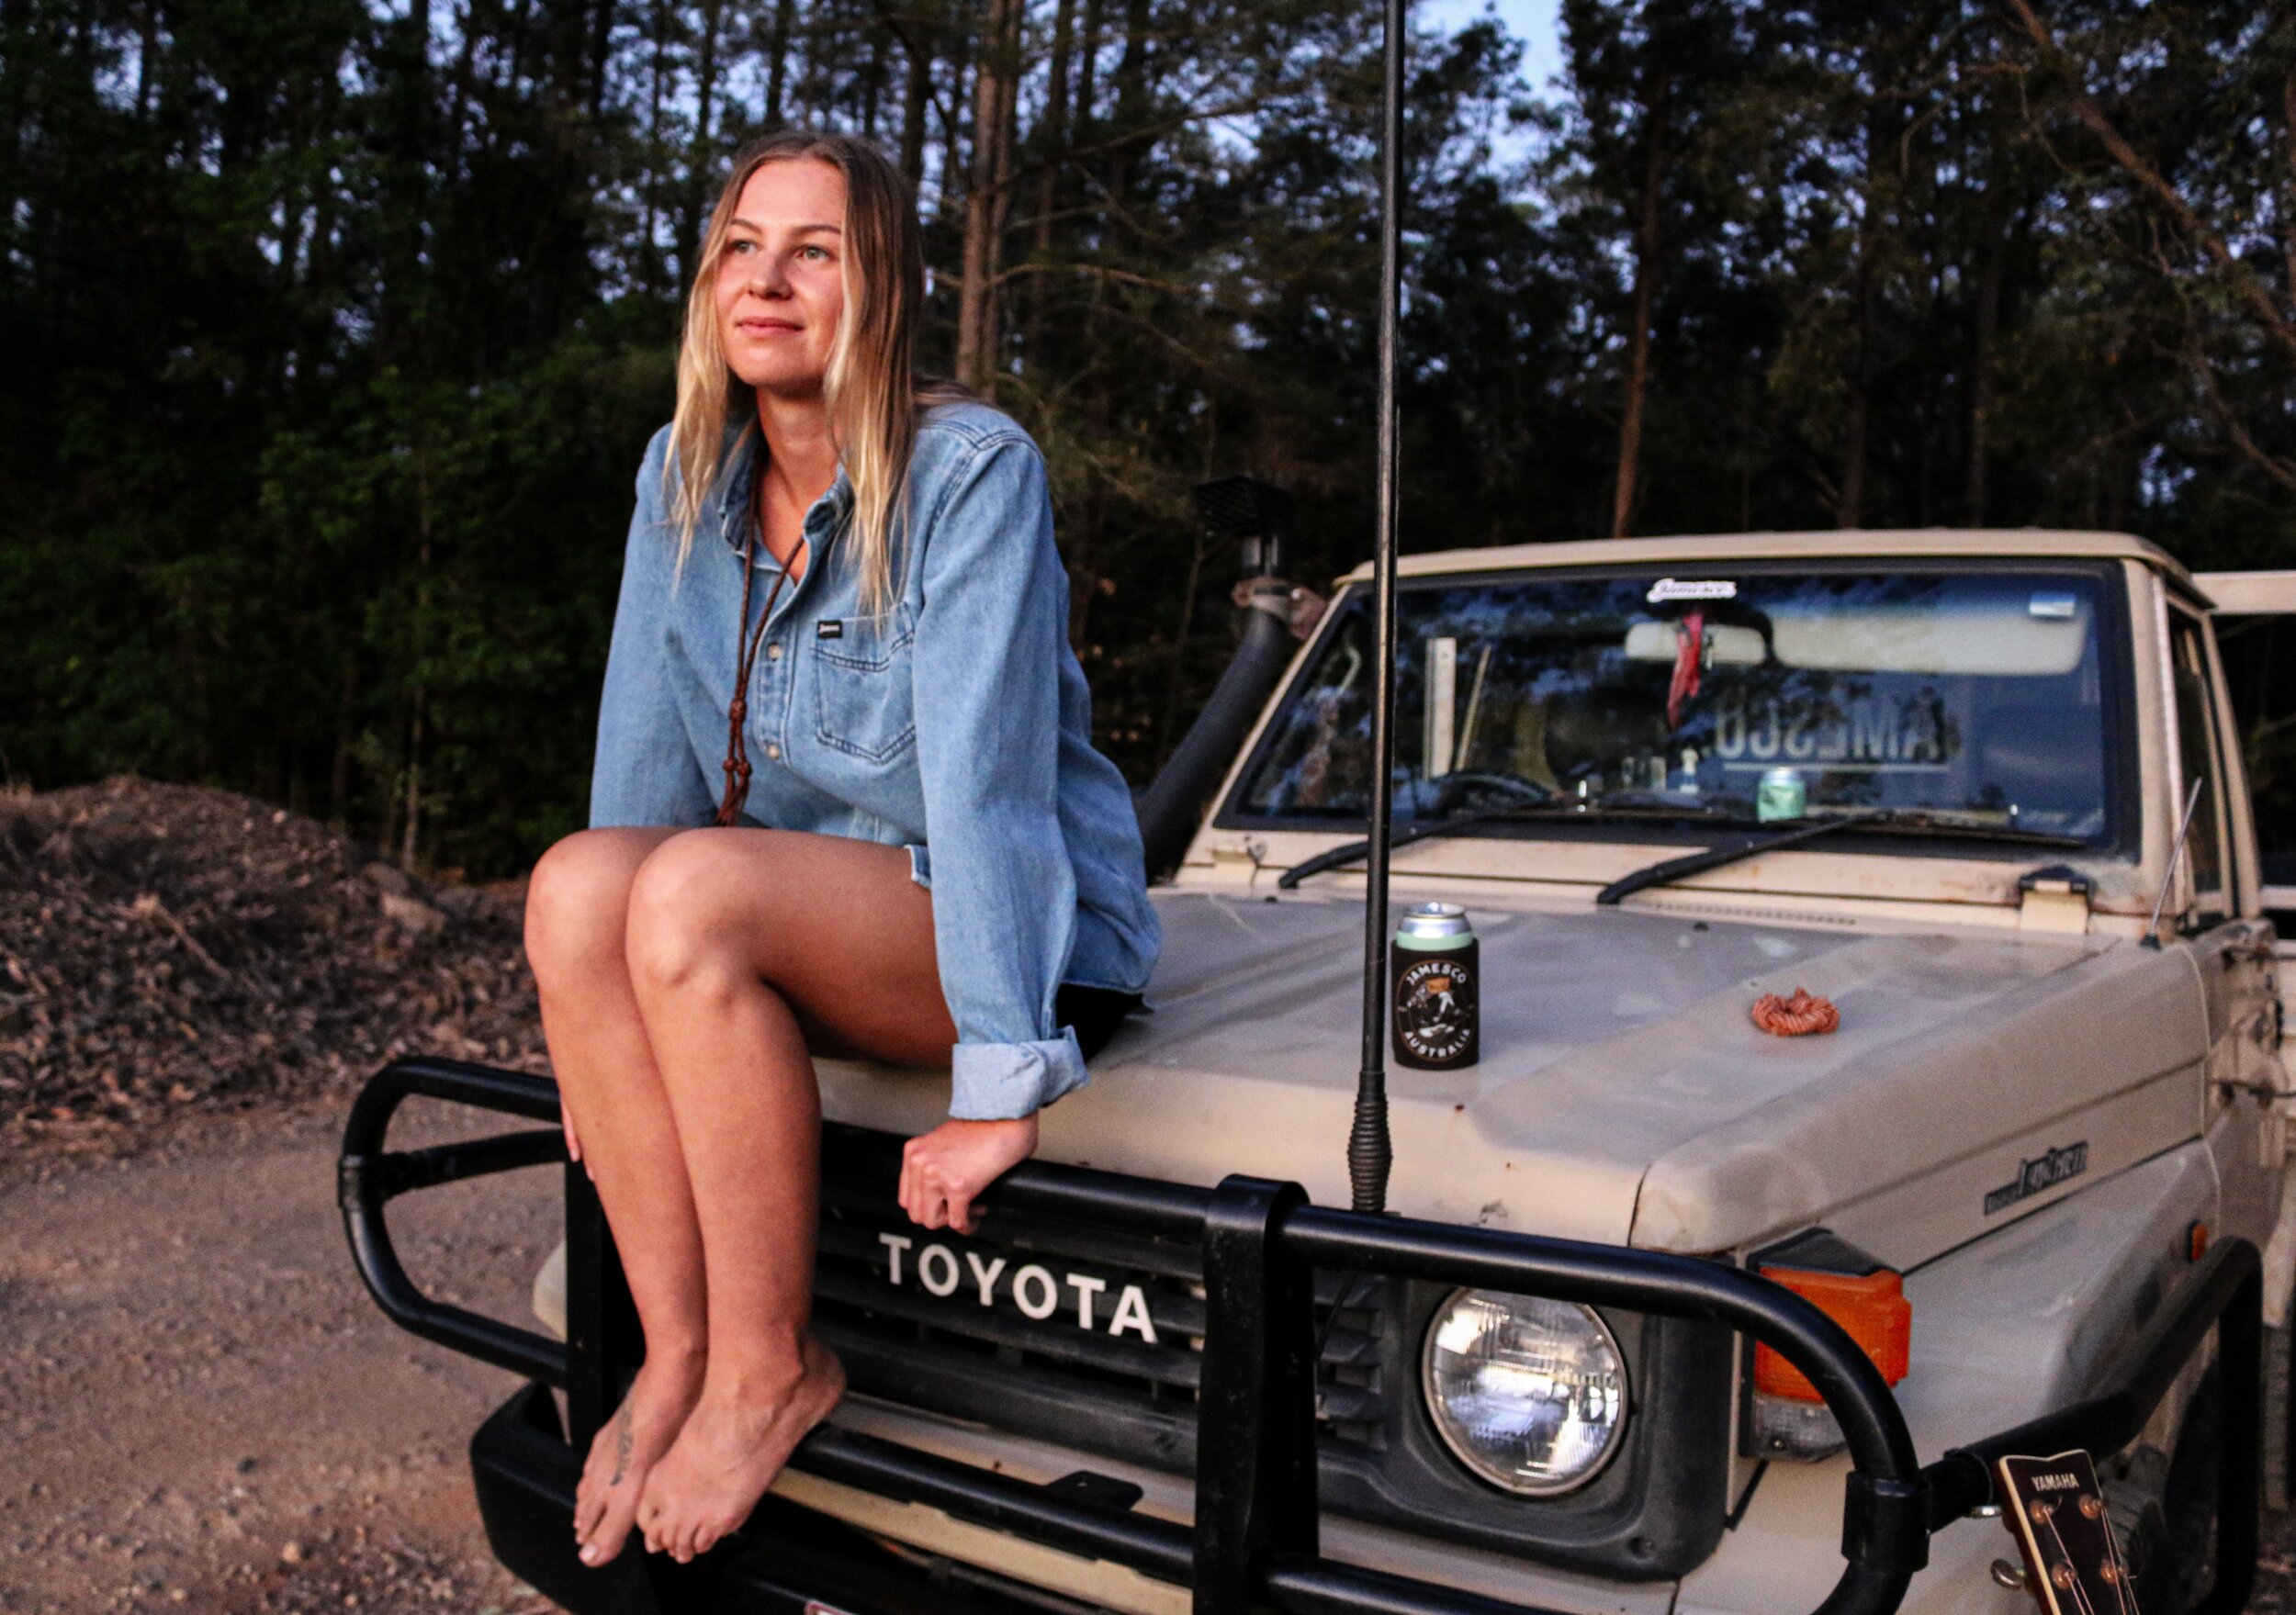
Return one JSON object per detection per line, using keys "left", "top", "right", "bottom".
{"left": 0, "top": 1095, "right": 563, "bottom": 1614}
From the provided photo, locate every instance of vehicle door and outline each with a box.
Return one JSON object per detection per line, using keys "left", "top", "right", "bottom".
{"left": 2187, "top": 577, "right": 2289, "bottom": 1219}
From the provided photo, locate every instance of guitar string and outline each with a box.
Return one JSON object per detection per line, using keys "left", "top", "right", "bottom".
{"left": 2032, "top": 1491, "right": 2109, "bottom": 1615}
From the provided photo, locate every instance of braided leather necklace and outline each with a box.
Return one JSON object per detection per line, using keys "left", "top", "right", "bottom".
{"left": 715, "top": 470, "right": 806, "bottom": 827}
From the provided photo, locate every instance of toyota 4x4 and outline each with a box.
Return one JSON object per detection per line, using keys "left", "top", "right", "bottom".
{"left": 342, "top": 523, "right": 2296, "bottom": 1615}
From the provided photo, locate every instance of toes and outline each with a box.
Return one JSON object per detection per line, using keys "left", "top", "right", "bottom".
{"left": 573, "top": 1479, "right": 603, "bottom": 1542}
{"left": 578, "top": 1491, "right": 629, "bottom": 1566}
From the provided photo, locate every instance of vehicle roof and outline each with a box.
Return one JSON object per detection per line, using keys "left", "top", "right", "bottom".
{"left": 1335, "top": 527, "right": 2200, "bottom": 592}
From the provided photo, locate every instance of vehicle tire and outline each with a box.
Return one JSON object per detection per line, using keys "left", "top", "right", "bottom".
{"left": 2162, "top": 1366, "right": 2222, "bottom": 1614}
{"left": 2104, "top": 1446, "right": 2178, "bottom": 1615}
{"left": 2268, "top": 1321, "right": 2291, "bottom": 1513}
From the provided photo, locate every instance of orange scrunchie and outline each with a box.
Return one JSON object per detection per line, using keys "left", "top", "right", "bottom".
{"left": 1751, "top": 987, "right": 1839, "bottom": 1037}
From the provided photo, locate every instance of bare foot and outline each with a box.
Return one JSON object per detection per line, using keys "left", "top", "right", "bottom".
{"left": 636, "top": 1335, "right": 846, "bottom": 1562}
{"left": 573, "top": 1350, "right": 704, "bottom": 1567}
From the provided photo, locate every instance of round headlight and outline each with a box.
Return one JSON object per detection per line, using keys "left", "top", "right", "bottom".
{"left": 1421, "top": 1289, "right": 1629, "bottom": 1496}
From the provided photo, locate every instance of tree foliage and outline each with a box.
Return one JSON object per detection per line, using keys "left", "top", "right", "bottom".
{"left": 4, "top": 0, "right": 2291, "bottom": 875}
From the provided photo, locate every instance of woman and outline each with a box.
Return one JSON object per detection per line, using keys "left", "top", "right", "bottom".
{"left": 523, "top": 130, "right": 1160, "bottom": 1571}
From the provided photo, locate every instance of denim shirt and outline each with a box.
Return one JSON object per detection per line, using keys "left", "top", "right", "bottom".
{"left": 590, "top": 400, "right": 1161, "bottom": 1120}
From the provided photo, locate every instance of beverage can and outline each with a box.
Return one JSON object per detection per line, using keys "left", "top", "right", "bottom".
{"left": 1391, "top": 903, "right": 1480, "bottom": 1070}
{"left": 1756, "top": 768, "right": 1806, "bottom": 824}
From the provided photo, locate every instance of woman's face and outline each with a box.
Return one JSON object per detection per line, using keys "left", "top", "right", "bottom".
{"left": 714, "top": 158, "right": 848, "bottom": 400}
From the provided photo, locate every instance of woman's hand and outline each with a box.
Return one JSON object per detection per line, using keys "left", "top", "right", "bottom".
{"left": 899, "top": 1115, "right": 1040, "bottom": 1235}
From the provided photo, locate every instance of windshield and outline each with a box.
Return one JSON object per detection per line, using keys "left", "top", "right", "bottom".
{"left": 1227, "top": 565, "right": 2124, "bottom": 847}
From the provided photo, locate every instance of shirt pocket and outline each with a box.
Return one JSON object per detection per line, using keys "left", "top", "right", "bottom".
{"left": 811, "top": 604, "right": 917, "bottom": 764}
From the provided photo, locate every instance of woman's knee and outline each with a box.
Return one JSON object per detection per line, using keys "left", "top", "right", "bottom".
{"left": 624, "top": 831, "right": 771, "bottom": 999}
{"left": 525, "top": 828, "right": 658, "bottom": 986}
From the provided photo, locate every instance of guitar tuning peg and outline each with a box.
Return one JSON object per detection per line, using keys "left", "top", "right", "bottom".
{"left": 1990, "top": 1559, "right": 2028, "bottom": 1590}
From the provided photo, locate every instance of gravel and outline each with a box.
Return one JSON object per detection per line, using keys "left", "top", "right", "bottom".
{"left": 0, "top": 777, "right": 546, "bottom": 1161}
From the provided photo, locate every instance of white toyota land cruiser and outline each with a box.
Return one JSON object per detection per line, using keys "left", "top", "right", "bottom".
{"left": 342, "top": 522, "right": 2296, "bottom": 1615}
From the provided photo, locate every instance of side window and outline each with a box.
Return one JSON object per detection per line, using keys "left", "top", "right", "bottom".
{"left": 2169, "top": 614, "right": 2229, "bottom": 921}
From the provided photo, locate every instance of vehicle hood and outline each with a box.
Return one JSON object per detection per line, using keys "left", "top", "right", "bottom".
{"left": 819, "top": 889, "right": 2207, "bottom": 1262}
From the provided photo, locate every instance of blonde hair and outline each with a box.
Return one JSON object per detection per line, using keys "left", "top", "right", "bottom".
{"left": 667, "top": 130, "right": 963, "bottom": 612}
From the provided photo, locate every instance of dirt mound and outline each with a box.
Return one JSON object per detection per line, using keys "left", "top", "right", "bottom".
{"left": 0, "top": 777, "right": 547, "bottom": 1156}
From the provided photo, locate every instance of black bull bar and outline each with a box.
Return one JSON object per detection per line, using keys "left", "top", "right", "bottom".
{"left": 340, "top": 1057, "right": 2265, "bottom": 1615}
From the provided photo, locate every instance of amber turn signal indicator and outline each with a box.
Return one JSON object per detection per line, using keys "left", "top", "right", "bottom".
{"left": 1753, "top": 1265, "right": 1911, "bottom": 1402}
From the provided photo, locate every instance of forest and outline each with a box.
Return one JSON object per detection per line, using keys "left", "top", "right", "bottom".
{"left": 3, "top": 0, "right": 2290, "bottom": 876}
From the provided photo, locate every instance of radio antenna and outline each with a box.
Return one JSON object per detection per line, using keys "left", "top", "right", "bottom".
{"left": 1349, "top": 0, "right": 1407, "bottom": 1216}
{"left": 2140, "top": 777, "right": 2205, "bottom": 949}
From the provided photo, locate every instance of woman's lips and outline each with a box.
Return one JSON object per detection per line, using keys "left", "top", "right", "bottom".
{"left": 738, "top": 319, "right": 800, "bottom": 336}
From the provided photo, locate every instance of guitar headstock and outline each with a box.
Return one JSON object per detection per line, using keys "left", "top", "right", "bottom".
{"left": 1992, "top": 1450, "right": 2138, "bottom": 1615}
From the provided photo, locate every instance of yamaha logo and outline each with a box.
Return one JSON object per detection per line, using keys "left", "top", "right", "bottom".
{"left": 877, "top": 1233, "right": 1160, "bottom": 1344}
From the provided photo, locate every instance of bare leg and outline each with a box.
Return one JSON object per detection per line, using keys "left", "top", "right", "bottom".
{"left": 621, "top": 828, "right": 957, "bottom": 1561}
{"left": 523, "top": 827, "right": 707, "bottom": 1566}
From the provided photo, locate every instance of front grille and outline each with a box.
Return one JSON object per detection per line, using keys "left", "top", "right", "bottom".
{"left": 815, "top": 1134, "right": 1386, "bottom": 1475}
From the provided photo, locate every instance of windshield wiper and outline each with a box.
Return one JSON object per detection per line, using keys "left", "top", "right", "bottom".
{"left": 1275, "top": 792, "right": 1735, "bottom": 891}
{"left": 1277, "top": 799, "right": 1548, "bottom": 891}
{"left": 1594, "top": 810, "right": 2088, "bottom": 907}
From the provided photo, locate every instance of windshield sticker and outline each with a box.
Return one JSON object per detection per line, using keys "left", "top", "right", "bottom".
{"left": 1712, "top": 693, "right": 1954, "bottom": 771}
{"left": 1983, "top": 1141, "right": 2089, "bottom": 1215}
{"left": 2028, "top": 592, "right": 2077, "bottom": 619}
{"left": 1649, "top": 578, "right": 1738, "bottom": 603}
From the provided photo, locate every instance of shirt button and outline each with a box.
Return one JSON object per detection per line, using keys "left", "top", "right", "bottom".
{"left": 766, "top": 643, "right": 782, "bottom": 660}
{"left": 765, "top": 743, "right": 781, "bottom": 760}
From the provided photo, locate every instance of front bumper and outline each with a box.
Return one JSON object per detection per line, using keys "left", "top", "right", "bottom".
{"left": 470, "top": 1383, "right": 1107, "bottom": 1615}
{"left": 342, "top": 1057, "right": 2264, "bottom": 1615}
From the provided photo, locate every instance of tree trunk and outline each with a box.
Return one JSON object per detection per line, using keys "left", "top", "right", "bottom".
{"left": 2283, "top": 67, "right": 2296, "bottom": 306}
{"left": 643, "top": 0, "right": 670, "bottom": 290}
{"left": 329, "top": 648, "right": 359, "bottom": 826}
{"left": 955, "top": 0, "right": 1020, "bottom": 391}
{"left": 899, "top": 10, "right": 934, "bottom": 185}
{"left": 861, "top": 11, "right": 889, "bottom": 139}
{"left": 1611, "top": 61, "right": 1669, "bottom": 539}
{"left": 587, "top": 0, "right": 614, "bottom": 118}
{"left": 1108, "top": 0, "right": 1151, "bottom": 203}
{"left": 936, "top": 21, "right": 971, "bottom": 228}
{"left": 1075, "top": 0, "right": 1104, "bottom": 139}
{"left": 1966, "top": 220, "right": 2002, "bottom": 525}
{"left": 135, "top": 0, "right": 158, "bottom": 118}
{"left": 766, "top": 0, "right": 795, "bottom": 126}
{"left": 1840, "top": 102, "right": 1885, "bottom": 528}
{"left": 984, "top": 0, "right": 1022, "bottom": 374}
{"left": 677, "top": 0, "right": 726, "bottom": 284}
{"left": 1024, "top": 0, "right": 1078, "bottom": 373}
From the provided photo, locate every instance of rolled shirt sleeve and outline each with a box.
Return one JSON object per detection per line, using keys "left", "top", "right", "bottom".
{"left": 590, "top": 427, "right": 715, "bottom": 830}
{"left": 909, "top": 435, "right": 1090, "bottom": 1119}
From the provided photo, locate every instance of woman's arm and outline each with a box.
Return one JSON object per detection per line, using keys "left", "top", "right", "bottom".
{"left": 590, "top": 428, "right": 714, "bottom": 829}
{"left": 906, "top": 433, "right": 1088, "bottom": 1122}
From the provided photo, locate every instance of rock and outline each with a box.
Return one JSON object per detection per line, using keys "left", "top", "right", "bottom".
{"left": 433, "top": 886, "right": 482, "bottom": 920}
{"left": 361, "top": 862, "right": 411, "bottom": 899}
{"left": 377, "top": 892, "right": 446, "bottom": 936}
{"left": 280, "top": 1541, "right": 303, "bottom": 1565}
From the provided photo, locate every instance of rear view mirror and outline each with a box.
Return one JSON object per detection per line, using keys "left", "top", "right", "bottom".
{"left": 1622, "top": 620, "right": 1766, "bottom": 666}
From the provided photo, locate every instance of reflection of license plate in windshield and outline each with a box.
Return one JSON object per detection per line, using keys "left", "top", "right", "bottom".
{"left": 1712, "top": 693, "right": 1953, "bottom": 772}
